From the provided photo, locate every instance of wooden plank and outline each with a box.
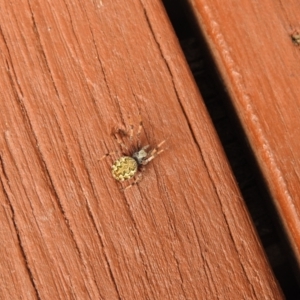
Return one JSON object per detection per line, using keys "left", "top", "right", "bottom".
{"left": 0, "top": 0, "right": 283, "bottom": 298}
{"left": 187, "top": 0, "right": 300, "bottom": 266}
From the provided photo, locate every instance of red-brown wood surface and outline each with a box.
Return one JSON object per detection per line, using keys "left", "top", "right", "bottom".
{"left": 0, "top": 0, "right": 283, "bottom": 299}
{"left": 188, "top": 0, "right": 300, "bottom": 266}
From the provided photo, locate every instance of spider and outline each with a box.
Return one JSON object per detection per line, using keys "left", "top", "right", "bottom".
{"left": 100, "top": 117, "right": 165, "bottom": 191}
{"left": 291, "top": 31, "right": 300, "bottom": 46}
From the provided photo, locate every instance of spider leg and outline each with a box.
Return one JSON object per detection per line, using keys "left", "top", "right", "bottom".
{"left": 129, "top": 124, "right": 134, "bottom": 141}
{"left": 141, "top": 139, "right": 166, "bottom": 165}
{"left": 126, "top": 115, "right": 136, "bottom": 141}
{"left": 141, "top": 145, "right": 150, "bottom": 151}
{"left": 122, "top": 171, "right": 144, "bottom": 191}
{"left": 147, "top": 139, "right": 166, "bottom": 157}
{"left": 99, "top": 151, "right": 119, "bottom": 161}
{"left": 114, "top": 132, "right": 129, "bottom": 152}
{"left": 136, "top": 115, "right": 143, "bottom": 148}
{"left": 142, "top": 149, "right": 164, "bottom": 165}
{"left": 156, "top": 140, "right": 166, "bottom": 148}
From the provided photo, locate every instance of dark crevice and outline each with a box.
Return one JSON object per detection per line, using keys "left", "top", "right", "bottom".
{"left": 0, "top": 156, "right": 41, "bottom": 300}
{"left": 161, "top": 0, "right": 300, "bottom": 298}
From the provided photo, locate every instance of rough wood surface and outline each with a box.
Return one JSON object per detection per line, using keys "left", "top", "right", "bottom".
{"left": 188, "top": 0, "right": 300, "bottom": 267}
{"left": 0, "top": 0, "right": 283, "bottom": 299}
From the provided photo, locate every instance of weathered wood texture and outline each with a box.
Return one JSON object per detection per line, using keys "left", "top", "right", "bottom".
{"left": 0, "top": 0, "right": 283, "bottom": 299}
{"left": 187, "top": 0, "right": 300, "bottom": 266}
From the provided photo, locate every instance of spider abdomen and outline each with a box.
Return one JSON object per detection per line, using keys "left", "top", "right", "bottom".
{"left": 111, "top": 156, "right": 138, "bottom": 181}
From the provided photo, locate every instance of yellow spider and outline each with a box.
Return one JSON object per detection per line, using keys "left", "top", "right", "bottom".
{"left": 100, "top": 117, "right": 165, "bottom": 191}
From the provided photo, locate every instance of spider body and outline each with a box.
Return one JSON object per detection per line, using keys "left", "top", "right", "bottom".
{"left": 101, "top": 117, "right": 165, "bottom": 190}
{"left": 111, "top": 156, "right": 138, "bottom": 181}
{"left": 111, "top": 145, "right": 151, "bottom": 181}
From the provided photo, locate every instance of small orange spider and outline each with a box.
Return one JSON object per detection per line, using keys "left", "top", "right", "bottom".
{"left": 100, "top": 117, "right": 165, "bottom": 191}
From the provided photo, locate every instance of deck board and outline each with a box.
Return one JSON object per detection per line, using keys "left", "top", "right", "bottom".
{"left": 0, "top": 0, "right": 283, "bottom": 298}
{"left": 187, "top": 0, "right": 300, "bottom": 267}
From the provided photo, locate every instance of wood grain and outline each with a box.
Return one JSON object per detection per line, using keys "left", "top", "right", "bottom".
{"left": 0, "top": 0, "right": 282, "bottom": 299}
{"left": 188, "top": 0, "right": 300, "bottom": 267}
